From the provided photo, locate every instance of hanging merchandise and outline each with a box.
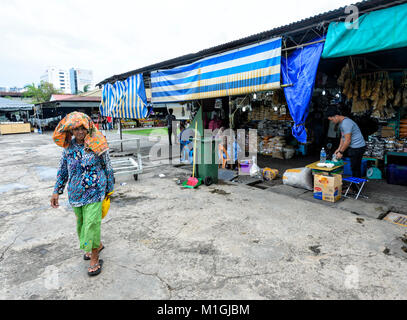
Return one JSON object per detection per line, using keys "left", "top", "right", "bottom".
{"left": 336, "top": 61, "right": 400, "bottom": 120}
{"left": 281, "top": 37, "right": 325, "bottom": 143}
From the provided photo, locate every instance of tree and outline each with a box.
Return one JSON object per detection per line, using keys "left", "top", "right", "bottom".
{"left": 78, "top": 84, "right": 91, "bottom": 94}
{"left": 23, "top": 81, "right": 62, "bottom": 103}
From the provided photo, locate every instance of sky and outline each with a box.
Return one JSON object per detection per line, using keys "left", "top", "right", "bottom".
{"left": 0, "top": 0, "right": 354, "bottom": 89}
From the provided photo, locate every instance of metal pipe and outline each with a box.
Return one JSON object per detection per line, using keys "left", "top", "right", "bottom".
{"left": 119, "top": 119, "right": 123, "bottom": 152}
{"left": 282, "top": 39, "right": 326, "bottom": 52}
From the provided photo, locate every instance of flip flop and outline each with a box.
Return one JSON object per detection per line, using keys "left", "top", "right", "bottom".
{"left": 88, "top": 259, "right": 104, "bottom": 277}
{"left": 83, "top": 245, "right": 104, "bottom": 260}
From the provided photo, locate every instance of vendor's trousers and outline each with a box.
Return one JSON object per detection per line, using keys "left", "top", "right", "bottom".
{"left": 347, "top": 146, "right": 366, "bottom": 178}
{"left": 168, "top": 127, "right": 173, "bottom": 146}
{"left": 73, "top": 202, "right": 102, "bottom": 253}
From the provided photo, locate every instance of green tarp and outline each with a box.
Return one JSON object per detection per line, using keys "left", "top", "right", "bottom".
{"left": 322, "top": 3, "right": 407, "bottom": 58}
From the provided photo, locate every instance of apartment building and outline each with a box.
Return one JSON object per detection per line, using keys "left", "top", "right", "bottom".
{"left": 40, "top": 67, "right": 71, "bottom": 94}
{"left": 69, "top": 68, "right": 94, "bottom": 94}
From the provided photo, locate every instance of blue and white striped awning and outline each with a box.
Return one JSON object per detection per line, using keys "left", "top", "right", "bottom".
{"left": 151, "top": 37, "right": 282, "bottom": 103}
{"left": 100, "top": 74, "right": 148, "bottom": 119}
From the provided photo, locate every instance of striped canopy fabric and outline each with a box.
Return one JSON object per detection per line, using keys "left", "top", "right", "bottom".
{"left": 100, "top": 74, "right": 148, "bottom": 119}
{"left": 151, "top": 37, "right": 282, "bottom": 104}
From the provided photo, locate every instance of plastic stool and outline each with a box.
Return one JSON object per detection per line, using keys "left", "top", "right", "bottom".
{"left": 342, "top": 177, "right": 368, "bottom": 200}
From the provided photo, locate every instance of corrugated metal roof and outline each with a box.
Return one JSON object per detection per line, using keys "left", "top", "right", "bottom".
{"left": 0, "top": 97, "right": 34, "bottom": 111}
{"left": 62, "top": 96, "right": 100, "bottom": 102}
{"left": 50, "top": 94, "right": 75, "bottom": 101}
{"left": 0, "top": 91, "right": 23, "bottom": 97}
{"left": 97, "top": 0, "right": 407, "bottom": 86}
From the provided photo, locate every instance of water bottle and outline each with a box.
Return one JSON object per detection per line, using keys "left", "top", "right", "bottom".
{"left": 320, "top": 147, "right": 326, "bottom": 163}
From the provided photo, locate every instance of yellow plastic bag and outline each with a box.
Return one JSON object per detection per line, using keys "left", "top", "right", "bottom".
{"left": 102, "top": 191, "right": 114, "bottom": 219}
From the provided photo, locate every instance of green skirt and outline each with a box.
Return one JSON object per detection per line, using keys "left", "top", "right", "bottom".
{"left": 73, "top": 202, "right": 102, "bottom": 252}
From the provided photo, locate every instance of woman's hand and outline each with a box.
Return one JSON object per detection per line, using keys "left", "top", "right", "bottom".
{"left": 51, "top": 193, "right": 59, "bottom": 208}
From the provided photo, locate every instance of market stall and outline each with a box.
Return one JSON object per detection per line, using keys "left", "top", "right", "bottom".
{"left": 96, "top": 0, "right": 407, "bottom": 198}
{"left": 0, "top": 97, "right": 34, "bottom": 134}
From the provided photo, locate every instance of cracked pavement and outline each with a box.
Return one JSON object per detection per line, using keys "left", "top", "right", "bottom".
{"left": 0, "top": 132, "right": 407, "bottom": 300}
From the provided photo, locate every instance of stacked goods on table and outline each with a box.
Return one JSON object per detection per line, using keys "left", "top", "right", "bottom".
{"left": 258, "top": 136, "right": 295, "bottom": 159}
{"left": 337, "top": 63, "right": 407, "bottom": 120}
{"left": 257, "top": 120, "right": 291, "bottom": 137}
{"left": 248, "top": 104, "right": 271, "bottom": 121}
{"left": 364, "top": 135, "right": 407, "bottom": 158}
{"left": 258, "top": 136, "right": 275, "bottom": 157}
{"left": 401, "top": 117, "right": 407, "bottom": 138}
{"left": 269, "top": 136, "right": 285, "bottom": 160}
{"left": 278, "top": 113, "right": 293, "bottom": 121}
{"left": 249, "top": 105, "right": 288, "bottom": 121}
{"left": 248, "top": 90, "right": 291, "bottom": 122}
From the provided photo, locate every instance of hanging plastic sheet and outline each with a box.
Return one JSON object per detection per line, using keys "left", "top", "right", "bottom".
{"left": 322, "top": 3, "right": 407, "bottom": 58}
{"left": 281, "top": 38, "right": 325, "bottom": 143}
{"left": 99, "top": 74, "right": 148, "bottom": 119}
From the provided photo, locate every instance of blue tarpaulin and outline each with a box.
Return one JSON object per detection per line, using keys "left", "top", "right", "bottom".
{"left": 281, "top": 38, "right": 325, "bottom": 143}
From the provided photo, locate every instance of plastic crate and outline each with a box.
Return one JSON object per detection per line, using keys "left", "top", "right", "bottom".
{"left": 386, "top": 164, "right": 407, "bottom": 186}
{"left": 343, "top": 157, "right": 367, "bottom": 177}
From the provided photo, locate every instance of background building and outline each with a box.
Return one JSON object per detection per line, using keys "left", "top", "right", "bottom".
{"left": 40, "top": 67, "right": 71, "bottom": 94}
{"left": 69, "top": 68, "right": 94, "bottom": 94}
{"left": 0, "top": 86, "right": 26, "bottom": 92}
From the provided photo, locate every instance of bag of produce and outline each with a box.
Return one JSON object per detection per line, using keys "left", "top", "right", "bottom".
{"left": 282, "top": 167, "right": 313, "bottom": 191}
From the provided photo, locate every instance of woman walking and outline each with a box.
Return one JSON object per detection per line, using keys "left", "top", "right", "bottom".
{"left": 50, "top": 112, "right": 114, "bottom": 276}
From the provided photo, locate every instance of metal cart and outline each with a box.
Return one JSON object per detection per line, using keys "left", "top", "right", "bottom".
{"left": 109, "top": 137, "right": 143, "bottom": 181}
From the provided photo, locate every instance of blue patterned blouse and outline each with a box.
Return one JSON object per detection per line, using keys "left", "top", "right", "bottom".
{"left": 53, "top": 139, "right": 115, "bottom": 207}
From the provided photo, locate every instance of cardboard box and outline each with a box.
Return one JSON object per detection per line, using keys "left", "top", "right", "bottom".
{"left": 313, "top": 174, "right": 342, "bottom": 202}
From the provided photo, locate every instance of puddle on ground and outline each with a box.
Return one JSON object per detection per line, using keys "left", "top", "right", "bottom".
{"left": 309, "top": 245, "right": 321, "bottom": 255}
{"left": 0, "top": 183, "right": 29, "bottom": 194}
{"left": 35, "top": 166, "right": 57, "bottom": 181}
{"left": 210, "top": 188, "right": 230, "bottom": 195}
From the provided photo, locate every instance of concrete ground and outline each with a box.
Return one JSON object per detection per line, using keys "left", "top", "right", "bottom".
{"left": 0, "top": 131, "right": 407, "bottom": 300}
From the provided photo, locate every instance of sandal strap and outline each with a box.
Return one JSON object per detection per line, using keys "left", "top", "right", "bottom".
{"left": 89, "top": 262, "right": 100, "bottom": 269}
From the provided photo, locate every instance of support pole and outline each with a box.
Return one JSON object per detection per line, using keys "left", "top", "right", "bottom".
{"left": 119, "top": 119, "right": 123, "bottom": 152}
